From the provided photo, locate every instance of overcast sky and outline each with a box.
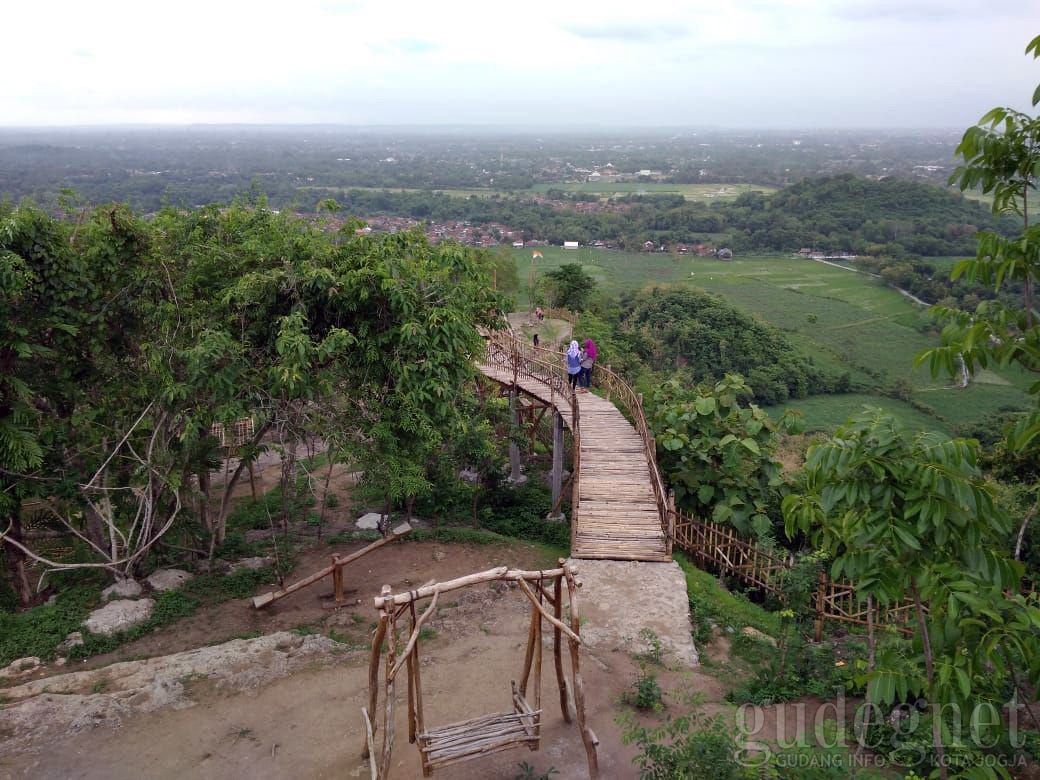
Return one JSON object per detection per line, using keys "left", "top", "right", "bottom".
{"left": 3, "top": 0, "right": 1037, "bottom": 128}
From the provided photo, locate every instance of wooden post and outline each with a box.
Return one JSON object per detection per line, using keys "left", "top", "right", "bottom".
{"left": 552, "top": 575, "right": 572, "bottom": 723}
{"left": 332, "top": 556, "right": 344, "bottom": 605}
{"left": 509, "top": 388, "right": 522, "bottom": 483}
{"left": 549, "top": 412, "right": 564, "bottom": 516}
{"left": 560, "top": 561, "right": 599, "bottom": 779}
{"left": 365, "top": 608, "right": 389, "bottom": 761}
{"left": 379, "top": 590, "right": 397, "bottom": 779}
{"left": 519, "top": 603, "right": 538, "bottom": 697}
{"left": 814, "top": 570, "right": 827, "bottom": 642}
{"left": 532, "top": 590, "right": 543, "bottom": 749}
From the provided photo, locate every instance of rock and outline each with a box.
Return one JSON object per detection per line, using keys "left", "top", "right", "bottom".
{"left": 101, "top": 579, "right": 142, "bottom": 601}
{"left": 458, "top": 468, "right": 480, "bottom": 484}
{"left": 0, "top": 657, "right": 41, "bottom": 680}
{"left": 355, "top": 512, "right": 384, "bottom": 531}
{"left": 84, "top": 599, "right": 155, "bottom": 637}
{"left": 432, "top": 550, "right": 447, "bottom": 562}
{"left": 145, "top": 569, "right": 192, "bottom": 592}
{"left": 741, "top": 626, "right": 778, "bottom": 647}
{"left": 227, "top": 556, "right": 274, "bottom": 572}
{"left": 506, "top": 473, "right": 528, "bottom": 486}
{"left": 56, "top": 632, "right": 84, "bottom": 655}
{"left": 0, "top": 632, "right": 340, "bottom": 755}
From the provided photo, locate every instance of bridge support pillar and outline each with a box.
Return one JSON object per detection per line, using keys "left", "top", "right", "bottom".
{"left": 549, "top": 411, "right": 565, "bottom": 518}
{"left": 509, "top": 387, "right": 523, "bottom": 483}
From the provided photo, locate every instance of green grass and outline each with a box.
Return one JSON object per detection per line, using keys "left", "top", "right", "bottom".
{"left": 516, "top": 247, "right": 1032, "bottom": 430}
{"left": 774, "top": 394, "right": 949, "bottom": 434}
{"left": 675, "top": 552, "right": 779, "bottom": 640}
{"left": 528, "top": 182, "right": 779, "bottom": 201}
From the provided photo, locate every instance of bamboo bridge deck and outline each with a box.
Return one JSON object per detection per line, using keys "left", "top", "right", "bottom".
{"left": 478, "top": 362, "right": 669, "bottom": 562}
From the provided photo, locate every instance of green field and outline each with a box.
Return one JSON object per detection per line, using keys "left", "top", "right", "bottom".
{"left": 528, "top": 182, "right": 778, "bottom": 201}
{"left": 514, "top": 246, "right": 1032, "bottom": 432}
{"left": 301, "top": 185, "right": 501, "bottom": 198}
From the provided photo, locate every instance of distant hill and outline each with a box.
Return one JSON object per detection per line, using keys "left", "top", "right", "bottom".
{"left": 721, "top": 173, "right": 1014, "bottom": 256}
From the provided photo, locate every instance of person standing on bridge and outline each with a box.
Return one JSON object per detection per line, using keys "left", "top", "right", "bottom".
{"left": 579, "top": 338, "right": 597, "bottom": 391}
{"left": 566, "top": 339, "right": 582, "bottom": 391}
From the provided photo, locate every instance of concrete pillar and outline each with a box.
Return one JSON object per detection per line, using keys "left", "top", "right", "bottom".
{"left": 550, "top": 411, "right": 565, "bottom": 512}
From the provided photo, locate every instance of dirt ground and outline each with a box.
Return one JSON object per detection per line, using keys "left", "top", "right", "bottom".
{"left": 0, "top": 536, "right": 729, "bottom": 780}
{"left": 0, "top": 452, "right": 847, "bottom": 779}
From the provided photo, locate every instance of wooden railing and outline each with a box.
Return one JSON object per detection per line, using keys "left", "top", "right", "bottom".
{"left": 480, "top": 329, "right": 672, "bottom": 544}
{"left": 594, "top": 364, "right": 674, "bottom": 556}
{"left": 671, "top": 511, "right": 917, "bottom": 638}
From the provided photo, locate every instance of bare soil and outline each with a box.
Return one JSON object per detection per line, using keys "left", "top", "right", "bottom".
{"left": 0, "top": 536, "right": 720, "bottom": 779}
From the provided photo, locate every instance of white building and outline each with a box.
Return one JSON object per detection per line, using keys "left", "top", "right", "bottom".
{"left": 563, "top": 241, "right": 580, "bottom": 249}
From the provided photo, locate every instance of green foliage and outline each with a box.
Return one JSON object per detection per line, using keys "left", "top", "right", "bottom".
{"left": 620, "top": 286, "right": 844, "bottom": 404}
{"left": 514, "top": 762, "right": 559, "bottom": 780}
{"left": 478, "top": 481, "right": 570, "bottom": 549}
{"left": 784, "top": 407, "right": 1040, "bottom": 777}
{"left": 542, "top": 263, "right": 597, "bottom": 310}
{"left": 726, "top": 638, "right": 861, "bottom": 705}
{"left": 675, "top": 552, "right": 779, "bottom": 645}
{"left": 0, "top": 585, "right": 99, "bottom": 665}
{"left": 921, "top": 46, "right": 1040, "bottom": 453}
{"left": 649, "top": 376, "right": 787, "bottom": 536}
{"left": 622, "top": 710, "right": 758, "bottom": 780}
{"left": 623, "top": 669, "right": 665, "bottom": 711}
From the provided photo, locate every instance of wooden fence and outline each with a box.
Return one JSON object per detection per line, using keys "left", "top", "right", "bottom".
{"left": 671, "top": 511, "right": 917, "bottom": 638}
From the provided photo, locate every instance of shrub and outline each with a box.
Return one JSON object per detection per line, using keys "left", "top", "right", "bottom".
{"left": 623, "top": 670, "right": 665, "bottom": 712}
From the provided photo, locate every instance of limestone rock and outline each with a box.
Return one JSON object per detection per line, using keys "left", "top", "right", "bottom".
{"left": 101, "top": 579, "right": 142, "bottom": 601}
{"left": 56, "top": 632, "right": 84, "bottom": 655}
{"left": 145, "top": 569, "right": 192, "bottom": 592}
{"left": 0, "top": 657, "right": 41, "bottom": 680}
{"left": 84, "top": 598, "right": 155, "bottom": 637}
{"left": 355, "top": 512, "right": 384, "bottom": 531}
{"left": 0, "top": 632, "right": 340, "bottom": 756}
{"left": 227, "top": 556, "right": 274, "bottom": 572}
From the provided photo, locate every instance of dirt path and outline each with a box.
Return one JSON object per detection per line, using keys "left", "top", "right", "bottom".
{"left": 0, "top": 538, "right": 713, "bottom": 780}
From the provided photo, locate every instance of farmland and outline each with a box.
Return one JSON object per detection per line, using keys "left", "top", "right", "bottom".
{"left": 514, "top": 246, "right": 1032, "bottom": 431}
{"left": 528, "top": 181, "right": 778, "bottom": 201}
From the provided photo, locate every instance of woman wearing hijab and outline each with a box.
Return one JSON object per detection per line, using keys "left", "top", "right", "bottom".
{"left": 580, "top": 338, "right": 597, "bottom": 390}
{"left": 565, "top": 339, "right": 582, "bottom": 391}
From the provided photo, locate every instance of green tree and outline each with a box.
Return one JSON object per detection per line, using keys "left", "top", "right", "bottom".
{"left": 543, "top": 263, "right": 597, "bottom": 310}
{"left": 783, "top": 409, "right": 1038, "bottom": 779}
{"left": 648, "top": 375, "right": 787, "bottom": 537}
{"left": 919, "top": 34, "right": 1040, "bottom": 558}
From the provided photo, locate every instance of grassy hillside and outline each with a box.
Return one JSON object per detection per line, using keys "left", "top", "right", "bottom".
{"left": 514, "top": 246, "right": 1032, "bottom": 431}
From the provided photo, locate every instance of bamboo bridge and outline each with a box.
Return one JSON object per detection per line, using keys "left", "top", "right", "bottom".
{"left": 479, "top": 331, "right": 673, "bottom": 562}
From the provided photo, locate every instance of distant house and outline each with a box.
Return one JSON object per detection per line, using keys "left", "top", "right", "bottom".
{"left": 717, "top": 248, "right": 734, "bottom": 260}
{"left": 563, "top": 241, "right": 580, "bottom": 249}
{"left": 513, "top": 240, "right": 524, "bottom": 248}
{"left": 587, "top": 171, "right": 602, "bottom": 182}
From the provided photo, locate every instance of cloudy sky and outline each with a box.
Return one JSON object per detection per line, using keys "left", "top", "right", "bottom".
{"left": 3, "top": 0, "right": 1037, "bottom": 128}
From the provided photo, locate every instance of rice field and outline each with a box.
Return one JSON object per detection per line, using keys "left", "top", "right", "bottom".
{"left": 513, "top": 246, "right": 1032, "bottom": 431}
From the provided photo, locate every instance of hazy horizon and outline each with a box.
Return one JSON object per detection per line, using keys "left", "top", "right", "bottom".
{"left": 3, "top": 0, "right": 1036, "bottom": 129}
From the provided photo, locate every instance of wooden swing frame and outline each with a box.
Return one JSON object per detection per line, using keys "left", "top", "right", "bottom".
{"left": 361, "top": 559, "right": 599, "bottom": 779}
